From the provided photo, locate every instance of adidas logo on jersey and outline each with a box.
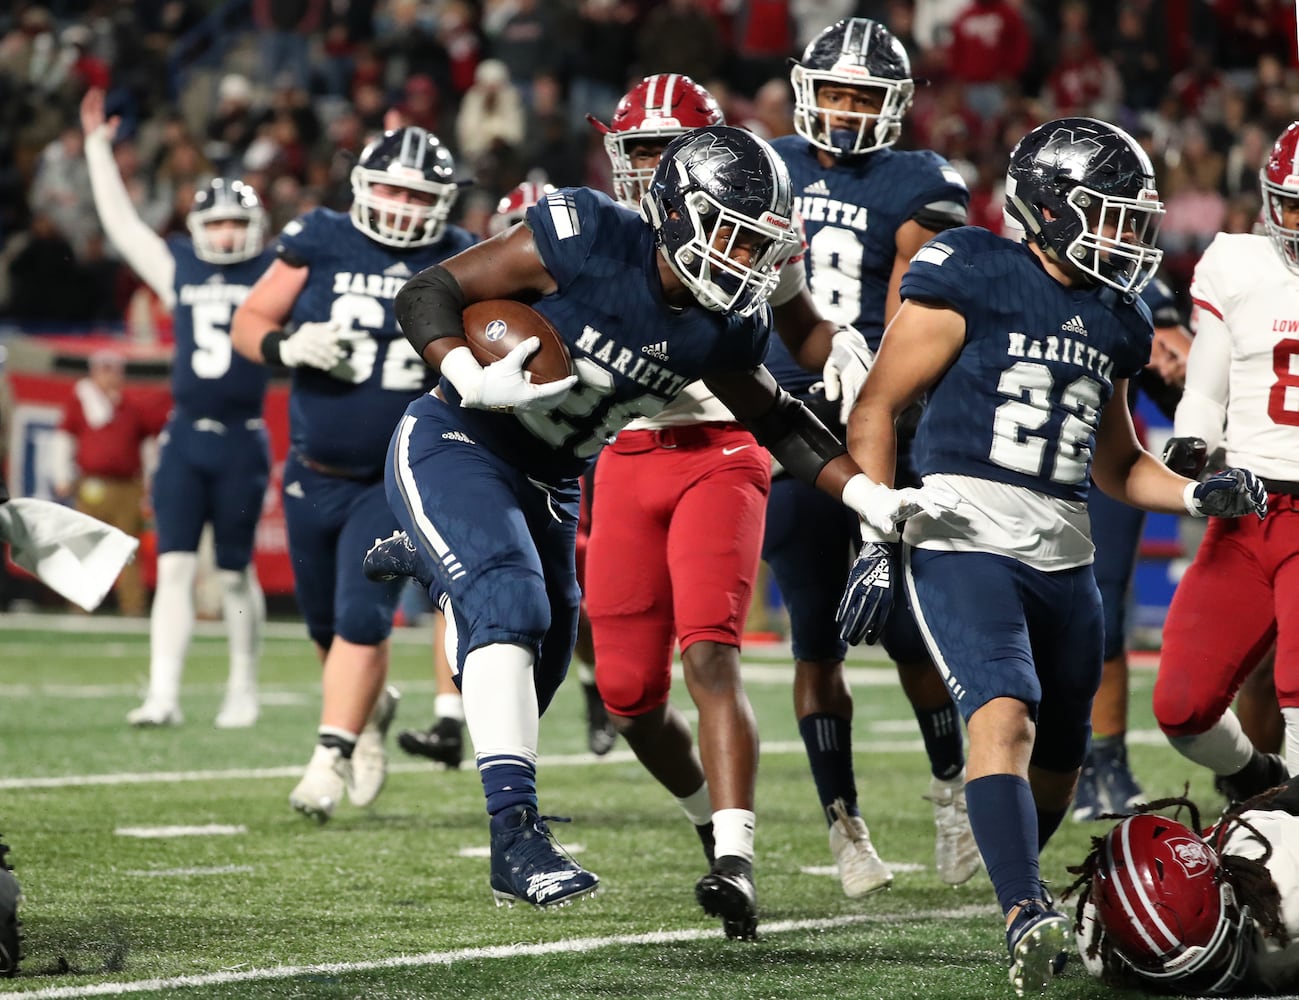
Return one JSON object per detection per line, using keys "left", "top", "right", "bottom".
{"left": 441, "top": 430, "right": 475, "bottom": 444}
{"left": 803, "top": 179, "right": 831, "bottom": 195}
{"left": 641, "top": 340, "right": 669, "bottom": 361}
{"left": 384, "top": 261, "right": 412, "bottom": 278}
{"left": 1061, "top": 315, "right": 1088, "bottom": 337}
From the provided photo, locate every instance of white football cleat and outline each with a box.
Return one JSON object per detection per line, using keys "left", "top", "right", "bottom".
{"left": 348, "top": 685, "right": 400, "bottom": 807}
{"left": 214, "top": 686, "right": 259, "bottom": 729}
{"left": 926, "top": 771, "right": 982, "bottom": 886}
{"left": 289, "top": 745, "right": 350, "bottom": 823}
{"left": 827, "top": 798, "right": 893, "bottom": 898}
{"left": 127, "top": 700, "right": 183, "bottom": 727}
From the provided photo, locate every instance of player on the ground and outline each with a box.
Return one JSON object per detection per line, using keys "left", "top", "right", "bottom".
{"left": 231, "top": 126, "right": 477, "bottom": 821}
{"left": 766, "top": 17, "right": 978, "bottom": 891}
{"left": 838, "top": 116, "right": 1268, "bottom": 995}
{"left": 1151, "top": 119, "right": 1299, "bottom": 796}
{"left": 81, "top": 86, "right": 272, "bottom": 730}
{"left": 366, "top": 125, "right": 956, "bottom": 923}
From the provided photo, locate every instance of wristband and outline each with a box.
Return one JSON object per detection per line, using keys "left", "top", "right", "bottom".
{"left": 1183, "top": 480, "right": 1204, "bottom": 518}
{"left": 261, "top": 330, "right": 288, "bottom": 366}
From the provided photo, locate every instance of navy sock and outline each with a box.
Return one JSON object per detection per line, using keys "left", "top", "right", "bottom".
{"left": 798, "top": 713, "right": 857, "bottom": 814}
{"left": 1037, "top": 807, "right": 1066, "bottom": 850}
{"left": 479, "top": 755, "right": 538, "bottom": 817}
{"left": 318, "top": 732, "right": 355, "bottom": 759}
{"left": 913, "top": 702, "right": 965, "bottom": 780}
{"left": 965, "top": 773, "right": 1041, "bottom": 915}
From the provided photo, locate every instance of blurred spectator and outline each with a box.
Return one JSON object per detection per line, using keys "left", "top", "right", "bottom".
{"left": 1223, "top": 121, "right": 1270, "bottom": 199}
{"left": 1043, "top": 2, "right": 1120, "bottom": 119}
{"left": 204, "top": 74, "right": 260, "bottom": 174}
{"left": 456, "top": 59, "right": 525, "bottom": 166}
{"left": 375, "top": 0, "right": 455, "bottom": 111}
{"left": 913, "top": 0, "right": 968, "bottom": 53}
{"left": 747, "top": 78, "right": 794, "bottom": 140}
{"left": 50, "top": 348, "right": 165, "bottom": 616}
{"left": 438, "top": 1, "right": 482, "bottom": 97}
{"left": 1111, "top": 1, "right": 1169, "bottom": 113}
{"left": 1214, "top": 0, "right": 1299, "bottom": 75}
{"left": 317, "top": 0, "right": 376, "bottom": 97}
{"left": 394, "top": 75, "right": 442, "bottom": 135}
{"left": 486, "top": 0, "right": 553, "bottom": 100}
{"left": 946, "top": 0, "right": 1031, "bottom": 120}
{"left": 5, "top": 213, "right": 93, "bottom": 322}
{"left": 252, "top": 0, "right": 324, "bottom": 92}
{"left": 30, "top": 125, "right": 96, "bottom": 256}
{"left": 637, "top": 0, "right": 725, "bottom": 85}
{"left": 790, "top": 0, "right": 860, "bottom": 50}
{"left": 730, "top": 0, "right": 795, "bottom": 96}
{"left": 525, "top": 73, "right": 584, "bottom": 187}
{"left": 567, "top": 0, "right": 638, "bottom": 135}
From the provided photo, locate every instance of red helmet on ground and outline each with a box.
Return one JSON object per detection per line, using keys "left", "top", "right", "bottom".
{"left": 1261, "top": 121, "right": 1299, "bottom": 273}
{"left": 490, "top": 179, "right": 555, "bottom": 236}
{"left": 588, "top": 74, "right": 725, "bottom": 210}
{"left": 1087, "top": 814, "right": 1251, "bottom": 995}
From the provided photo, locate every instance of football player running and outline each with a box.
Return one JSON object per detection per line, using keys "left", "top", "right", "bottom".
{"left": 231, "top": 126, "right": 477, "bottom": 822}
{"left": 81, "top": 87, "right": 273, "bottom": 730}
{"left": 1151, "top": 120, "right": 1299, "bottom": 797}
{"left": 766, "top": 17, "right": 978, "bottom": 893}
{"left": 366, "top": 125, "right": 956, "bottom": 920}
{"left": 838, "top": 116, "right": 1268, "bottom": 995}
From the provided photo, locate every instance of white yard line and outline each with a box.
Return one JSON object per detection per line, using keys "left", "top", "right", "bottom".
{"left": 114, "top": 825, "right": 247, "bottom": 839}
{"left": 0, "top": 905, "right": 996, "bottom": 999}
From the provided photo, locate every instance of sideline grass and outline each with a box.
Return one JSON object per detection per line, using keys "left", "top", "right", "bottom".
{"left": 0, "top": 619, "right": 1209, "bottom": 997}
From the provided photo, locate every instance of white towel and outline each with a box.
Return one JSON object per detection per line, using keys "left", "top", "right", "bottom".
{"left": 0, "top": 498, "right": 139, "bottom": 611}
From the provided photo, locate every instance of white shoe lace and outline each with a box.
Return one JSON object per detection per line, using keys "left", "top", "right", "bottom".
{"left": 827, "top": 798, "right": 892, "bottom": 898}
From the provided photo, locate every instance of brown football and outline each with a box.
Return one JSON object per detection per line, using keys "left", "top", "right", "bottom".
{"left": 462, "top": 300, "right": 574, "bottom": 385}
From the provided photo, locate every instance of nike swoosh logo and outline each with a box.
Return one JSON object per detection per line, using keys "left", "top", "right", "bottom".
{"left": 722, "top": 445, "right": 752, "bottom": 456}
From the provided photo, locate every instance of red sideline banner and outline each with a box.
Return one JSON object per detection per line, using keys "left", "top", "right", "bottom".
{"left": 5, "top": 369, "right": 296, "bottom": 596}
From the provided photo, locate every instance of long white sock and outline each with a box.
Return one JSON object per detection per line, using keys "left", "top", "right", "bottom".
{"left": 1167, "top": 709, "right": 1256, "bottom": 775}
{"left": 461, "top": 643, "right": 538, "bottom": 764}
{"left": 435, "top": 693, "right": 464, "bottom": 721}
{"left": 219, "top": 566, "right": 264, "bottom": 693}
{"left": 1282, "top": 708, "right": 1299, "bottom": 777}
{"left": 576, "top": 661, "right": 596, "bottom": 685}
{"left": 712, "top": 808, "right": 755, "bottom": 864}
{"left": 148, "top": 552, "right": 197, "bottom": 706}
{"left": 676, "top": 782, "right": 712, "bottom": 826}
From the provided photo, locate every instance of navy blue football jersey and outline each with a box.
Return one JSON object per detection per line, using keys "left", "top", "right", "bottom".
{"left": 436, "top": 188, "right": 771, "bottom": 482}
{"left": 167, "top": 237, "right": 275, "bottom": 422}
{"left": 902, "top": 227, "right": 1152, "bottom": 502}
{"left": 277, "top": 208, "right": 477, "bottom": 477}
{"left": 1140, "top": 275, "right": 1181, "bottom": 329}
{"left": 765, "top": 139, "right": 969, "bottom": 393}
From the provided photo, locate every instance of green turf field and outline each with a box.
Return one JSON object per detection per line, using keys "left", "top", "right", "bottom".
{"left": 0, "top": 616, "right": 1223, "bottom": 998}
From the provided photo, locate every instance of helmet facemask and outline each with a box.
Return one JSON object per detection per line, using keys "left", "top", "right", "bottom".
{"left": 349, "top": 167, "right": 458, "bottom": 248}
{"left": 606, "top": 132, "right": 675, "bottom": 212}
{"left": 791, "top": 70, "right": 913, "bottom": 156}
{"left": 188, "top": 205, "right": 266, "bottom": 264}
{"left": 1261, "top": 170, "right": 1299, "bottom": 274}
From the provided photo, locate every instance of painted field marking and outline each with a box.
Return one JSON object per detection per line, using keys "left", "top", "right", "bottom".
{"left": 114, "top": 825, "right": 247, "bottom": 839}
{"left": 123, "top": 865, "right": 254, "bottom": 878}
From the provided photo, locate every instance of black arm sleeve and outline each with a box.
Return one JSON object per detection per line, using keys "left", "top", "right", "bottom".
{"left": 394, "top": 264, "right": 467, "bottom": 356}
{"left": 747, "top": 390, "right": 847, "bottom": 485}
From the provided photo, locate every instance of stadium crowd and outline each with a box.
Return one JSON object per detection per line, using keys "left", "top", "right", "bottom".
{"left": 0, "top": 0, "right": 1296, "bottom": 330}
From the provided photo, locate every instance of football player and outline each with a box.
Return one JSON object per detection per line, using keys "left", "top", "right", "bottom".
{"left": 81, "top": 87, "right": 273, "bottom": 730}
{"left": 1070, "top": 788, "right": 1299, "bottom": 995}
{"left": 367, "top": 125, "right": 956, "bottom": 917}
{"left": 1151, "top": 120, "right": 1299, "bottom": 795}
{"left": 766, "top": 17, "right": 979, "bottom": 891}
{"left": 231, "top": 126, "right": 477, "bottom": 822}
{"left": 838, "top": 116, "right": 1268, "bottom": 995}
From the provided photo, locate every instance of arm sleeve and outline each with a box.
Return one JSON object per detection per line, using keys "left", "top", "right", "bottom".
{"left": 84, "top": 128, "right": 176, "bottom": 308}
{"left": 1173, "top": 306, "right": 1230, "bottom": 449}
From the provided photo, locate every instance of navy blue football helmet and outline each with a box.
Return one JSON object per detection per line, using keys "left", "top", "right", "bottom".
{"left": 1005, "top": 117, "right": 1164, "bottom": 295}
{"left": 642, "top": 125, "right": 800, "bottom": 317}
{"left": 350, "top": 127, "right": 459, "bottom": 247}
{"left": 791, "top": 17, "right": 914, "bottom": 157}
{"left": 187, "top": 178, "right": 266, "bottom": 264}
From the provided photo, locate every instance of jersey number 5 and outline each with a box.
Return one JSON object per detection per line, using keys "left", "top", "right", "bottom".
{"left": 991, "top": 361, "right": 1102, "bottom": 485}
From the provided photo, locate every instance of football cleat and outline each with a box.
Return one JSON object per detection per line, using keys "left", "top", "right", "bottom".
{"left": 1071, "top": 757, "right": 1103, "bottom": 822}
{"left": 0, "top": 836, "right": 21, "bottom": 979}
{"left": 695, "top": 821, "right": 716, "bottom": 869}
{"left": 925, "top": 773, "right": 981, "bottom": 886}
{"left": 214, "top": 685, "right": 259, "bottom": 729}
{"left": 127, "top": 700, "right": 183, "bottom": 727}
{"left": 349, "top": 685, "right": 399, "bottom": 807}
{"left": 1217, "top": 751, "right": 1289, "bottom": 807}
{"left": 1094, "top": 742, "right": 1145, "bottom": 813}
{"left": 289, "top": 744, "right": 350, "bottom": 823}
{"left": 582, "top": 681, "right": 617, "bottom": 756}
{"left": 1007, "top": 899, "right": 1070, "bottom": 997}
{"left": 488, "top": 806, "right": 600, "bottom": 908}
{"left": 695, "top": 855, "right": 758, "bottom": 941}
{"left": 363, "top": 531, "right": 432, "bottom": 589}
{"left": 397, "top": 716, "right": 464, "bottom": 768}
{"left": 827, "top": 798, "right": 892, "bottom": 898}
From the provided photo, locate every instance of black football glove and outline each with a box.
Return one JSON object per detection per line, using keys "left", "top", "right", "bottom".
{"left": 1161, "top": 436, "right": 1208, "bottom": 478}
{"left": 836, "top": 542, "right": 895, "bottom": 646}
{"left": 1190, "top": 468, "right": 1267, "bottom": 520}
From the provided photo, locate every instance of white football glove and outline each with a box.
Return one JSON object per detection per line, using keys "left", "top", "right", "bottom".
{"left": 841, "top": 474, "right": 962, "bottom": 541}
{"left": 441, "top": 341, "right": 577, "bottom": 414}
{"left": 822, "top": 326, "right": 875, "bottom": 424}
{"left": 279, "top": 322, "right": 346, "bottom": 371}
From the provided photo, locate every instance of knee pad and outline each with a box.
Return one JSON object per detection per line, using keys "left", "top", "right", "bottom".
{"left": 1152, "top": 675, "right": 1227, "bottom": 738}
{"left": 595, "top": 651, "right": 673, "bottom": 718}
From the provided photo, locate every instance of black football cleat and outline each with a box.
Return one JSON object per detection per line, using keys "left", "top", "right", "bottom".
{"left": 695, "top": 855, "right": 758, "bottom": 941}
{"left": 363, "top": 531, "right": 433, "bottom": 590}
{"left": 695, "top": 821, "right": 716, "bottom": 869}
{"left": 1217, "top": 751, "right": 1289, "bottom": 807}
{"left": 581, "top": 681, "right": 617, "bottom": 756}
{"left": 0, "top": 835, "right": 22, "bottom": 978}
{"left": 397, "top": 716, "right": 464, "bottom": 768}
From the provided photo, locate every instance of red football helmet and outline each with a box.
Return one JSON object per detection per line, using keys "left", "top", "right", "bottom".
{"left": 490, "top": 180, "right": 555, "bottom": 237}
{"left": 588, "top": 74, "right": 725, "bottom": 210}
{"left": 1087, "top": 815, "right": 1251, "bottom": 995}
{"left": 1261, "top": 121, "right": 1299, "bottom": 273}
